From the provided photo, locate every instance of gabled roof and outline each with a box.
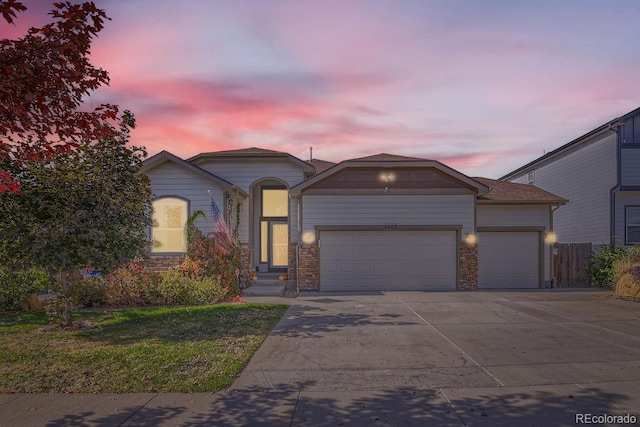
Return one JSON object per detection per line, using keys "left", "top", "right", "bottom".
{"left": 187, "top": 147, "right": 315, "bottom": 173}
{"left": 140, "top": 150, "right": 248, "bottom": 197}
{"left": 291, "top": 153, "right": 490, "bottom": 196}
{"left": 500, "top": 106, "right": 640, "bottom": 180}
{"left": 475, "top": 177, "right": 567, "bottom": 205}
{"left": 350, "top": 153, "right": 430, "bottom": 162}
{"left": 307, "top": 158, "right": 336, "bottom": 173}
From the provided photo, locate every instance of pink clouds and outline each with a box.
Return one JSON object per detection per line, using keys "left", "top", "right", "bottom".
{"left": 4, "top": 1, "right": 640, "bottom": 178}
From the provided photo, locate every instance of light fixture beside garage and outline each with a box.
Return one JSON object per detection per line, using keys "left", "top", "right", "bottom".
{"left": 302, "top": 230, "right": 316, "bottom": 244}
{"left": 465, "top": 232, "right": 477, "bottom": 245}
{"left": 544, "top": 231, "right": 557, "bottom": 245}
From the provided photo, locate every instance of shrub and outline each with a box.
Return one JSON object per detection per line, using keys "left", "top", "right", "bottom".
{"left": 105, "top": 262, "right": 161, "bottom": 306}
{"left": 68, "top": 276, "right": 108, "bottom": 307}
{"left": 158, "top": 270, "right": 227, "bottom": 306}
{"left": 587, "top": 244, "right": 640, "bottom": 288}
{"left": 0, "top": 267, "right": 50, "bottom": 311}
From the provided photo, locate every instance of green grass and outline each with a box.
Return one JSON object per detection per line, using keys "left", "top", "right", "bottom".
{"left": 0, "top": 303, "right": 288, "bottom": 393}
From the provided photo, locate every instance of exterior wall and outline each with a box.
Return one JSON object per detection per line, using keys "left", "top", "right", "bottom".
{"left": 301, "top": 194, "right": 475, "bottom": 236}
{"left": 508, "top": 132, "right": 616, "bottom": 244}
{"left": 288, "top": 243, "right": 297, "bottom": 281}
{"left": 194, "top": 158, "right": 306, "bottom": 244}
{"left": 477, "top": 204, "right": 552, "bottom": 282}
{"left": 144, "top": 161, "right": 225, "bottom": 243}
{"left": 140, "top": 255, "right": 185, "bottom": 271}
{"left": 297, "top": 242, "right": 319, "bottom": 290}
{"left": 621, "top": 148, "right": 640, "bottom": 187}
{"left": 459, "top": 243, "right": 478, "bottom": 290}
{"left": 614, "top": 191, "right": 640, "bottom": 246}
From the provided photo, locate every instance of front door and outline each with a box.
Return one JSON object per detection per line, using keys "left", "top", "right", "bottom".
{"left": 270, "top": 221, "right": 288, "bottom": 270}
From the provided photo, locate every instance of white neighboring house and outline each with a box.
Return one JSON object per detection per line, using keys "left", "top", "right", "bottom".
{"left": 141, "top": 148, "right": 566, "bottom": 291}
{"left": 501, "top": 106, "right": 640, "bottom": 248}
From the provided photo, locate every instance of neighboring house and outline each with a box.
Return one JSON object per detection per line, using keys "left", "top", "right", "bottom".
{"left": 141, "top": 148, "right": 566, "bottom": 291}
{"left": 501, "top": 106, "right": 640, "bottom": 248}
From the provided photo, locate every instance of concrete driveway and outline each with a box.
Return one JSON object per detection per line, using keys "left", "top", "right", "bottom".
{"left": 2, "top": 290, "right": 638, "bottom": 426}
{"left": 231, "top": 290, "right": 640, "bottom": 425}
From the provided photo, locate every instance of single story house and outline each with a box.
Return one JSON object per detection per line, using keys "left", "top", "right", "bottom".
{"left": 140, "top": 148, "right": 566, "bottom": 291}
{"left": 501, "top": 106, "right": 640, "bottom": 248}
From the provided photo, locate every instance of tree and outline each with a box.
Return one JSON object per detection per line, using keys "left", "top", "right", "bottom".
{"left": 0, "top": 112, "right": 152, "bottom": 326}
{"left": 0, "top": 1, "right": 120, "bottom": 193}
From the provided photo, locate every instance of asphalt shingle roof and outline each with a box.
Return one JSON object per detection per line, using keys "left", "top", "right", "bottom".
{"left": 474, "top": 177, "right": 567, "bottom": 204}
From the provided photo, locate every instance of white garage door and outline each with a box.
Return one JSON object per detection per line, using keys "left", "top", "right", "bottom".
{"left": 478, "top": 232, "right": 540, "bottom": 289}
{"left": 319, "top": 230, "right": 457, "bottom": 291}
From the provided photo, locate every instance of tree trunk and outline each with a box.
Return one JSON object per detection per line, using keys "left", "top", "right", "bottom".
{"left": 59, "top": 270, "right": 73, "bottom": 328}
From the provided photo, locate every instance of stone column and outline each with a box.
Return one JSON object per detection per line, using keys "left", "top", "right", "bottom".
{"left": 459, "top": 243, "right": 478, "bottom": 290}
{"left": 297, "top": 242, "right": 319, "bottom": 290}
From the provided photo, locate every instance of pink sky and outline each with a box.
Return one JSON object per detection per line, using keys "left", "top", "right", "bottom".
{"left": 4, "top": 0, "right": 640, "bottom": 177}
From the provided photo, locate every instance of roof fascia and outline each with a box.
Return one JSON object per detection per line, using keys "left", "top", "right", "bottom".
{"left": 187, "top": 151, "right": 314, "bottom": 173}
{"left": 291, "top": 159, "right": 490, "bottom": 196}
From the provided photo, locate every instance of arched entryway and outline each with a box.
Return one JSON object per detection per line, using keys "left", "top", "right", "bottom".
{"left": 250, "top": 178, "right": 290, "bottom": 273}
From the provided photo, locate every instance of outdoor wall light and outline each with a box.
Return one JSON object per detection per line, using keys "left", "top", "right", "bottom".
{"left": 544, "top": 231, "right": 557, "bottom": 245}
{"left": 302, "top": 230, "right": 316, "bottom": 244}
{"left": 465, "top": 232, "right": 477, "bottom": 245}
{"left": 379, "top": 171, "right": 396, "bottom": 183}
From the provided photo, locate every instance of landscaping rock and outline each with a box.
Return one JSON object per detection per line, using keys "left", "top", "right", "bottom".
{"left": 614, "top": 272, "right": 640, "bottom": 298}
{"left": 20, "top": 293, "right": 43, "bottom": 311}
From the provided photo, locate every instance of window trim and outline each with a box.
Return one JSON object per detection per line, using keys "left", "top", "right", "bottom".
{"left": 526, "top": 169, "right": 535, "bottom": 185}
{"left": 625, "top": 205, "right": 640, "bottom": 245}
{"left": 150, "top": 195, "right": 190, "bottom": 254}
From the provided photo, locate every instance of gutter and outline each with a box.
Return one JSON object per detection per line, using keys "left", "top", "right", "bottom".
{"left": 609, "top": 121, "right": 625, "bottom": 246}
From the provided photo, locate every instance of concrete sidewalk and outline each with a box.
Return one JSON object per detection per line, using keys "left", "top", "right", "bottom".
{"left": 1, "top": 290, "right": 639, "bottom": 426}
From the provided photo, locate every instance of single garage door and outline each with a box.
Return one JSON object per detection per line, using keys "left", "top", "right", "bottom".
{"left": 319, "top": 230, "right": 457, "bottom": 291}
{"left": 478, "top": 231, "right": 540, "bottom": 289}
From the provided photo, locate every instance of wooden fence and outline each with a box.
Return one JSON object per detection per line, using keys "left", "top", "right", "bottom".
{"left": 553, "top": 243, "right": 592, "bottom": 288}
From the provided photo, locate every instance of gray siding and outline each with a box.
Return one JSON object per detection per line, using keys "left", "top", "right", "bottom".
{"left": 194, "top": 158, "right": 305, "bottom": 244}
{"left": 145, "top": 162, "right": 225, "bottom": 238}
{"left": 621, "top": 149, "right": 640, "bottom": 187}
{"left": 507, "top": 132, "right": 616, "bottom": 244}
{"left": 477, "top": 205, "right": 549, "bottom": 227}
{"left": 614, "top": 191, "right": 640, "bottom": 246}
{"left": 302, "top": 195, "right": 475, "bottom": 236}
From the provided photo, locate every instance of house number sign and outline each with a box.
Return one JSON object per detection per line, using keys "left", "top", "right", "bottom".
{"left": 383, "top": 224, "right": 398, "bottom": 230}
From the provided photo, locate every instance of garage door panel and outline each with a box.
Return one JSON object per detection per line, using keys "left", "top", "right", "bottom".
{"left": 320, "top": 230, "right": 457, "bottom": 291}
{"left": 478, "top": 232, "right": 539, "bottom": 289}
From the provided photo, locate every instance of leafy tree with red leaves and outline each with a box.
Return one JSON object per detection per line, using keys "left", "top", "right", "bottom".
{"left": 0, "top": 1, "right": 119, "bottom": 193}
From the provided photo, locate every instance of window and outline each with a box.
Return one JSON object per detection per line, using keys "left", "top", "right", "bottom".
{"left": 626, "top": 206, "right": 640, "bottom": 244}
{"left": 526, "top": 169, "right": 535, "bottom": 185}
{"left": 152, "top": 197, "right": 187, "bottom": 252}
{"left": 262, "top": 189, "right": 288, "bottom": 217}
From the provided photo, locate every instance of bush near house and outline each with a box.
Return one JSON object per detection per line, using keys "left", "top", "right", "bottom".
{"left": 0, "top": 267, "right": 49, "bottom": 311}
{"left": 587, "top": 243, "right": 640, "bottom": 289}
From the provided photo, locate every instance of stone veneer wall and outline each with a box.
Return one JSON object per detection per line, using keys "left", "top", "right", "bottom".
{"left": 459, "top": 243, "right": 478, "bottom": 290}
{"left": 141, "top": 255, "right": 185, "bottom": 272}
{"left": 240, "top": 243, "right": 252, "bottom": 273}
{"left": 297, "top": 242, "right": 319, "bottom": 290}
{"left": 288, "top": 243, "right": 297, "bottom": 281}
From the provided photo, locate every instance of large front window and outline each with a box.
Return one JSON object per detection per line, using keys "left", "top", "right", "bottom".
{"left": 152, "top": 197, "right": 187, "bottom": 253}
{"left": 626, "top": 206, "right": 640, "bottom": 244}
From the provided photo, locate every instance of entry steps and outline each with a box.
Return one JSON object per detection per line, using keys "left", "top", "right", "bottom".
{"left": 243, "top": 272, "right": 296, "bottom": 297}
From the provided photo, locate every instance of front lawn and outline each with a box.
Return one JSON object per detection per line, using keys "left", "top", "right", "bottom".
{"left": 0, "top": 303, "right": 288, "bottom": 393}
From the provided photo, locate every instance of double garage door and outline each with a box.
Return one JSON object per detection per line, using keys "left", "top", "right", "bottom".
{"left": 319, "top": 230, "right": 457, "bottom": 291}
{"left": 318, "top": 229, "right": 541, "bottom": 291}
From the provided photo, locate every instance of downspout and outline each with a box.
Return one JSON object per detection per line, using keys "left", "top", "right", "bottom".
{"left": 291, "top": 194, "right": 302, "bottom": 293}
{"left": 609, "top": 121, "right": 624, "bottom": 247}
{"left": 549, "top": 204, "right": 560, "bottom": 288}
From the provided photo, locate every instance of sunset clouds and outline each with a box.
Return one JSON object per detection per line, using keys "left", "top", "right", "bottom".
{"left": 4, "top": 0, "right": 640, "bottom": 177}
